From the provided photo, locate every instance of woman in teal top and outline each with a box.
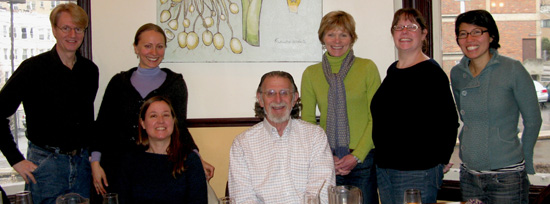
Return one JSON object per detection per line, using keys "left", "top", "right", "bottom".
{"left": 301, "top": 10, "right": 381, "bottom": 204}
{"left": 451, "top": 10, "right": 541, "bottom": 204}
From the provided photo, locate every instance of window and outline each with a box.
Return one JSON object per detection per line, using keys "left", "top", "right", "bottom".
{"left": 38, "top": 28, "right": 44, "bottom": 40}
{"left": 22, "top": 49, "right": 27, "bottom": 60}
{"left": 543, "top": 19, "right": 550, "bottom": 28}
{"left": 2, "top": 25, "right": 6, "bottom": 38}
{"left": 3, "top": 48, "right": 7, "bottom": 60}
{"left": 21, "top": 28, "right": 26, "bottom": 39}
{"left": 29, "top": 28, "right": 33, "bottom": 39}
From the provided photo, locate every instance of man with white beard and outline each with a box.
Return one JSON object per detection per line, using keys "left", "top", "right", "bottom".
{"left": 228, "top": 71, "right": 335, "bottom": 204}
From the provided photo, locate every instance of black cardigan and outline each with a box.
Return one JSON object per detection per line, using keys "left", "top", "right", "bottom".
{"left": 93, "top": 68, "right": 197, "bottom": 167}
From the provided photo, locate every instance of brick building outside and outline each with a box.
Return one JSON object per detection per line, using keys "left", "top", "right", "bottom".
{"left": 440, "top": 0, "right": 548, "bottom": 82}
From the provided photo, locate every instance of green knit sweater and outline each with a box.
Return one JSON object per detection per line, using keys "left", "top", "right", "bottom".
{"left": 300, "top": 51, "right": 381, "bottom": 161}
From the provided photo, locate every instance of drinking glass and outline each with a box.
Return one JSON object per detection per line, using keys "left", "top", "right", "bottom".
{"left": 403, "top": 189, "right": 422, "bottom": 204}
{"left": 55, "top": 193, "right": 89, "bottom": 204}
{"left": 303, "top": 192, "right": 319, "bottom": 204}
{"left": 218, "top": 196, "right": 235, "bottom": 204}
{"left": 102, "top": 193, "right": 119, "bottom": 204}
{"left": 15, "top": 191, "right": 33, "bottom": 204}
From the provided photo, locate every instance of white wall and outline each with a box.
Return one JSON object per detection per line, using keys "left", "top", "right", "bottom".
{"left": 91, "top": 0, "right": 396, "bottom": 118}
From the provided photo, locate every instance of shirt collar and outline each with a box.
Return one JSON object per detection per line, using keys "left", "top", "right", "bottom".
{"left": 262, "top": 119, "right": 293, "bottom": 138}
{"left": 457, "top": 48, "right": 500, "bottom": 75}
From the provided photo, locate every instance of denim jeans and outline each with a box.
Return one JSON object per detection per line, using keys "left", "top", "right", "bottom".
{"left": 377, "top": 164, "right": 443, "bottom": 204}
{"left": 460, "top": 164, "right": 530, "bottom": 204}
{"left": 25, "top": 143, "right": 91, "bottom": 204}
{"left": 336, "top": 150, "right": 378, "bottom": 204}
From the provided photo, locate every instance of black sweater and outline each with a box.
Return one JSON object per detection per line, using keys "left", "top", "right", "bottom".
{"left": 371, "top": 59, "right": 459, "bottom": 170}
{"left": 0, "top": 45, "right": 98, "bottom": 166}
{"left": 114, "top": 151, "right": 207, "bottom": 204}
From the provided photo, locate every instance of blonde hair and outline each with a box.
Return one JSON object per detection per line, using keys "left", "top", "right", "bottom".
{"left": 50, "top": 3, "right": 88, "bottom": 28}
{"left": 318, "top": 11, "right": 357, "bottom": 46}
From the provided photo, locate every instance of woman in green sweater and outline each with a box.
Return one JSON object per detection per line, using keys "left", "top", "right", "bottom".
{"left": 300, "top": 10, "right": 381, "bottom": 204}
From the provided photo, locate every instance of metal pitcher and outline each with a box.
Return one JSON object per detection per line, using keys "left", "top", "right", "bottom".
{"left": 328, "top": 185, "right": 362, "bottom": 204}
{"left": 55, "top": 193, "right": 89, "bottom": 204}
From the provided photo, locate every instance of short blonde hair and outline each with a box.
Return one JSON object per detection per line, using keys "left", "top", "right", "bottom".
{"left": 318, "top": 11, "right": 357, "bottom": 46}
{"left": 50, "top": 3, "right": 88, "bottom": 29}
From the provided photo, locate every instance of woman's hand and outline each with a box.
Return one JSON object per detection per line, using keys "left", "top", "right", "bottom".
{"left": 334, "top": 154, "right": 358, "bottom": 176}
{"left": 91, "top": 161, "right": 108, "bottom": 195}
{"left": 201, "top": 159, "right": 215, "bottom": 181}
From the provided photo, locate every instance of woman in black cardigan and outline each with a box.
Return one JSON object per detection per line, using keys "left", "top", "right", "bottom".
{"left": 90, "top": 23, "right": 214, "bottom": 197}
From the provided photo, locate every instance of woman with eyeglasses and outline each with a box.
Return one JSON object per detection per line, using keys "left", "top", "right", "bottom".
{"left": 451, "top": 10, "right": 541, "bottom": 204}
{"left": 370, "top": 8, "right": 459, "bottom": 204}
{"left": 300, "top": 10, "right": 381, "bottom": 204}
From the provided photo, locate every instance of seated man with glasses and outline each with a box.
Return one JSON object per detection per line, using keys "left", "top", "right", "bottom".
{"left": 228, "top": 71, "right": 335, "bottom": 204}
{"left": 0, "top": 3, "right": 98, "bottom": 204}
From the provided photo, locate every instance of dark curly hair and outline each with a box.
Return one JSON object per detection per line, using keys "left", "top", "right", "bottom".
{"left": 254, "top": 71, "right": 302, "bottom": 119}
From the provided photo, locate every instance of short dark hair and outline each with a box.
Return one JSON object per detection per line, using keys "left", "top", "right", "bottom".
{"left": 254, "top": 71, "right": 301, "bottom": 119}
{"left": 455, "top": 9, "right": 500, "bottom": 49}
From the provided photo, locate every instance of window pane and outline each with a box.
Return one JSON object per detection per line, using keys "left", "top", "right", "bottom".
{"left": 21, "top": 27, "right": 26, "bottom": 39}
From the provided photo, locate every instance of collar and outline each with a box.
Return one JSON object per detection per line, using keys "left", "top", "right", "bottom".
{"left": 324, "top": 49, "right": 352, "bottom": 73}
{"left": 457, "top": 48, "right": 500, "bottom": 75}
{"left": 262, "top": 119, "right": 293, "bottom": 138}
{"left": 135, "top": 66, "right": 162, "bottom": 76}
{"left": 48, "top": 44, "right": 82, "bottom": 69}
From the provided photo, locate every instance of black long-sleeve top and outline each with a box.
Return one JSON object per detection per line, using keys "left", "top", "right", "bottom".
{"left": 371, "top": 59, "right": 459, "bottom": 170}
{"left": 0, "top": 45, "right": 99, "bottom": 166}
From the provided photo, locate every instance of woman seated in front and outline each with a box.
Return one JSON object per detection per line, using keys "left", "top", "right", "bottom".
{"left": 113, "top": 96, "right": 207, "bottom": 204}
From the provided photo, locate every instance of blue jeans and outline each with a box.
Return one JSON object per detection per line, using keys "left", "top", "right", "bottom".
{"left": 460, "top": 164, "right": 530, "bottom": 204}
{"left": 336, "top": 150, "right": 378, "bottom": 204}
{"left": 25, "top": 143, "right": 91, "bottom": 204}
{"left": 377, "top": 164, "right": 443, "bottom": 204}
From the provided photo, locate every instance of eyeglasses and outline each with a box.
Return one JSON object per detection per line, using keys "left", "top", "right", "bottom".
{"left": 392, "top": 24, "right": 419, "bottom": 32}
{"left": 57, "top": 26, "right": 85, "bottom": 34}
{"left": 457, "top": 28, "right": 488, "bottom": 39}
{"left": 261, "top": 89, "right": 293, "bottom": 98}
